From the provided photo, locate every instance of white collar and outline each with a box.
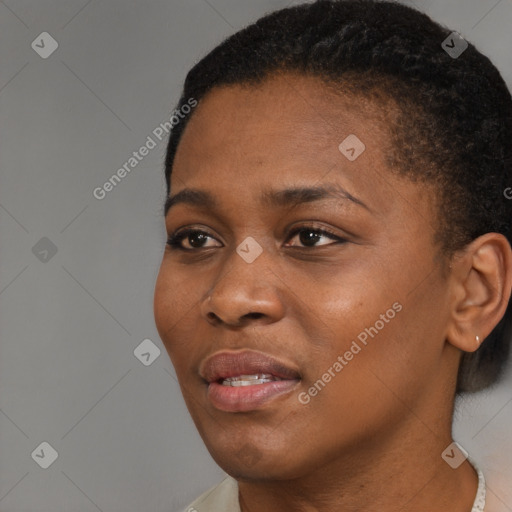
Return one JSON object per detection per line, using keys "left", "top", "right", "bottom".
{"left": 469, "top": 457, "right": 486, "bottom": 512}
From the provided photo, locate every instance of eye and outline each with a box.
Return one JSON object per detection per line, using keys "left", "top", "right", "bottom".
{"left": 285, "top": 225, "right": 346, "bottom": 248}
{"left": 166, "top": 228, "right": 221, "bottom": 250}
{"left": 166, "top": 225, "right": 346, "bottom": 251}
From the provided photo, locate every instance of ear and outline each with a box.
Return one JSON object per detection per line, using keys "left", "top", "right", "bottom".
{"left": 446, "top": 233, "right": 512, "bottom": 352}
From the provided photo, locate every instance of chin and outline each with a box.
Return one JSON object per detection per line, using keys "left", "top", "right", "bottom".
{"left": 213, "top": 450, "right": 309, "bottom": 481}
{"left": 197, "top": 423, "right": 316, "bottom": 481}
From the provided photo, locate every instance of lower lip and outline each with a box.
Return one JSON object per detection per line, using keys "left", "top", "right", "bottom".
{"left": 207, "top": 379, "right": 300, "bottom": 412}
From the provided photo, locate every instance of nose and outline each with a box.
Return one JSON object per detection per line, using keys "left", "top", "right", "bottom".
{"left": 200, "top": 247, "right": 285, "bottom": 327}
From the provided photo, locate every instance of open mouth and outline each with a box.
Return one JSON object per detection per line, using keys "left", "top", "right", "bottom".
{"left": 220, "top": 374, "right": 286, "bottom": 386}
{"left": 200, "top": 350, "right": 301, "bottom": 412}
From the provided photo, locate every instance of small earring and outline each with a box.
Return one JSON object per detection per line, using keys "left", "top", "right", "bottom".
{"left": 476, "top": 335, "right": 481, "bottom": 347}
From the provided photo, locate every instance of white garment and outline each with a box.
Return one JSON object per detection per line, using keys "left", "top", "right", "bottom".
{"left": 184, "top": 459, "right": 486, "bottom": 512}
{"left": 470, "top": 458, "right": 486, "bottom": 512}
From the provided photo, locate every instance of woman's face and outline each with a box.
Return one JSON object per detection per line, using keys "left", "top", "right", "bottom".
{"left": 154, "top": 74, "right": 458, "bottom": 479}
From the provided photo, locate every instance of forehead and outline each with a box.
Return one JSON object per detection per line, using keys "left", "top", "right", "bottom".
{"left": 173, "top": 73, "right": 393, "bottom": 182}
{"left": 167, "top": 74, "right": 440, "bottom": 247}
{"left": 170, "top": 74, "right": 423, "bottom": 220}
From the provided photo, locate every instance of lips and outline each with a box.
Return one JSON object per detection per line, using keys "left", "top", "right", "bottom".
{"left": 201, "top": 350, "right": 300, "bottom": 383}
{"left": 200, "top": 350, "right": 301, "bottom": 412}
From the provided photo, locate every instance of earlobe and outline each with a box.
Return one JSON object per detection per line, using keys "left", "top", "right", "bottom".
{"left": 445, "top": 233, "right": 512, "bottom": 353}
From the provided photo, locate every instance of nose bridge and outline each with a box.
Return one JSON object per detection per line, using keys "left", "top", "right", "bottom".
{"left": 213, "top": 236, "right": 269, "bottom": 298}
{"left": 201, "top": 236, "right": 283, "bottom": 325}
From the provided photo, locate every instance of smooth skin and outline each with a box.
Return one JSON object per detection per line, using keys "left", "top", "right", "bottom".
{"left": 154, "top": 73, "right": 512, "bottom": 512}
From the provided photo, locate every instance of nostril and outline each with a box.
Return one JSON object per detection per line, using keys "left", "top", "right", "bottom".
{"left": 244, "top": 312, "right": 264, "bottom": 320}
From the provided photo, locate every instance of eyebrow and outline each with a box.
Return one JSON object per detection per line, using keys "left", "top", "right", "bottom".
{"left": 164, "top": 183, "right": 370, "bottom": 217}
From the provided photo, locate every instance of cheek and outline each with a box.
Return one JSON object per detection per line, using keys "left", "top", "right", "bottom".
{"left": 319, "top": 280, "right": 447, "bottom": 419}
{"left": 153, "top": 265, "right": 175, "bottom": 338}
{"left": 301, "top": 254, "right": 434, "bottom": 400}
{"left": 306, "top": 268, "right": 392, "bottom": 350}
{"left": 153, "top": 262, "right": 201, "bottom": 357}
{"left": 292, "top": 274, "right": 403, "bottom": 410}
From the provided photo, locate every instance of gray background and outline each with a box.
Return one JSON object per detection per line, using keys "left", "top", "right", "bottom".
{"left": 0, "top": 0, "right": 511, "bottom": 511}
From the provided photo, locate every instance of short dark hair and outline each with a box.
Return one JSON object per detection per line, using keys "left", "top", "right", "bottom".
{"left": 164, "top": 0, "right": 512, "bottom": 393}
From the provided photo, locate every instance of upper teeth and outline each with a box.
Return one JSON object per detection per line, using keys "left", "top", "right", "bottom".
{"left": 221, "top": 374, "right": 281, "bottom": 386}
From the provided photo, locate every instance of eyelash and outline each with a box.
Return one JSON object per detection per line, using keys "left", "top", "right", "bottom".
{"left": 166, "top": 225, "right": 346, "bottom": 251}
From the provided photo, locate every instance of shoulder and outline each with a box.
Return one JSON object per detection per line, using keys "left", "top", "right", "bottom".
{"left": 182, "top": 475, "right": 240, "bottom": 512}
